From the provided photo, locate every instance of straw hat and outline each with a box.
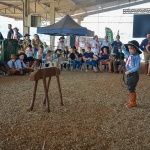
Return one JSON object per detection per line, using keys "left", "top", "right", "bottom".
{"left": 10, "top": 54, "right": 17, "bottom": 59}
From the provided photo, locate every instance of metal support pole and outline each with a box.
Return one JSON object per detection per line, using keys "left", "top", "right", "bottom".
{"left": 23, "top": 0, "right": 30, "bottom": 35}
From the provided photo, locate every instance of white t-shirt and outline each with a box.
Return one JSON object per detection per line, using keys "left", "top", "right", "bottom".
{"left": 25, "top": 48, "right": 33, "bottom": 57}
{"left": 57, "top": 41, "right": 65, "bottom": 50}
{"left": 90, "top": 40, "right": 101, "bottom": 55}
{"left": 101, "top": 40, "right": 111, "bottom": 48}
{"left": 79, "top": 42, "right": 86, "bottom": 49}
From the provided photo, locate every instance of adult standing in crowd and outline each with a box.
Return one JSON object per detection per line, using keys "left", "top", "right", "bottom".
{"left": 90, "top": 35, "right": 101, "bottom": 56}
{"left": 101, "top": 35, "right": 111, "bottom": 51}
{"left": 14, "top": 34, "right": 22, "bottom": 49}
{"left": 57, "top": 36, "right": 65, "bottom": 51}
{"left": 0, "top": 32, "right": 4, "bottom": 40}
{"left": 79, "top": 38, "right": 86, "bottom": 50}
{"left": 110, "top": 35, "right": 122, "bottom": 72}
{"left": 31, "top": 34, "right": 43, "bottom": 58}
{"left": 140, "top": 31, "right": 150, "bottom": 74}
{"left": 7, "top": 24, "right": 14, "bottom": 39}
{"left": 13, "top": 27, "right": 23, "bottom": 39}
{"left": 110, "top": 35, "right": 122, "bottom": 55}
{"left": 22, "top": 34, "right": 31, "bottom": 51}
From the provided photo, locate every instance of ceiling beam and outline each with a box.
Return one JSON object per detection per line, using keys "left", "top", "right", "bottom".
{"left": 0, "top": 2, "right": 23, "bottom": 12}
{"left": 72, "top": 0, "right": 150, "bottom": 19}
{"left": 56, "top": 0, "right": 116, "bottom": 12}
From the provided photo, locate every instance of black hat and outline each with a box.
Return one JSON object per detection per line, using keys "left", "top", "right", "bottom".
{"left": 146, "top": 31, "right": 150, "bottom": 34}
{"left": 59, "top": 36, "right": 65, "bottom": 40}
{"left": 101, "top": 46, "right": 109, "bottom": 51}
{"left": 55, "top": 49, "right": 61, "bottom": 53}
{"left": 71, "top": 46, "right": 76, "bottom": 50}
{"left": 124, "top": 40, "right": 142, "bottom": 54}
{"left": 17, "top": 52, "right": 26, "bottom": 57}
{"left": 24, "top": 33, "right": 30, "bottom": 37}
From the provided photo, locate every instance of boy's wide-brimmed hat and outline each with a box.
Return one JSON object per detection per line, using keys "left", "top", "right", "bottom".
{"left": 59, "top": 36, "right": 65, "bottom": 40}
{"left": 124, "top": 40, "right": 142, "bottom": 54}
{"left": 10, "top": 54, "right": 17, "bottom": 59}
{"left": 24, "top": 33, "right": 30, "bottom": 37}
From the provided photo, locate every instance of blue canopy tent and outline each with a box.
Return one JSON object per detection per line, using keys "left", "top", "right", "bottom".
{"left": 37, "top": 15, "right": 94, "bottom": 36}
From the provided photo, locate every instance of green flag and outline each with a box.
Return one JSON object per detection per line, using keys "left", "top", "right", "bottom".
{"left": 105, "top": 27, "right": 114, "bottom": 43}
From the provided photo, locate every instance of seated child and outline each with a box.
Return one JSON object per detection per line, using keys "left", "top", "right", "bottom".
{"left": 113, "top": 48, "right": 125, "bottom": 73}
{"left": 7, "top": 54, "right": 20, "bottom": 75}
{"left": 53, "top": 49, "right": 64, "bottom": 69}
{"left": 45, "top": 50, "right": 54, "bottom": 67}
{"left": 31, "top": 60, "right": 40, "bottom": 71}
{"left": 64, "top": 46, "right": 70, "bottom": 60}
{"left": 83, "top": 47, "right": 97, "bottom": 72}
{"left": 79, "top": 49, "right": 85, "bottom": 63}
{"left": 45, "top": 50, "right": 53, "bottom": 62}
{"left": 68, "top": 48, "right": 82, "bottom": 70}
{"left": 16, "top": 52, "right": 33, "bottom": 75}
{"left": 99, "top": 47, "right": 111, "bottom": 72}
{"left": 25, "top": 45, "right": 34, "bottom": 62}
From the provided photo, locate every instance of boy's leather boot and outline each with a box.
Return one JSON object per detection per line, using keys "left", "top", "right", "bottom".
{"left": 124, "top": 93, "right": 131, "bottom": 105}
{"left": 126, "top": 92, "right": 137, "bottom": 108}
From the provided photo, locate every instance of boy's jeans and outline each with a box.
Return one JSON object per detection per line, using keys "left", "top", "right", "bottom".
{"left": 85, "top": 60, "right": 97, "bottom": 68}
{"left": 71, "top": 60, "right": 82, "bottom": 69}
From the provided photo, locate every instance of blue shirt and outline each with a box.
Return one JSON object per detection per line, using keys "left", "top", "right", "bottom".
{"left": 7, "top": 29, "right": 14, "bottom": 39}
{"left": 83, "top": 52, "right": 94, "bottom": 58}
{"left": 100, "top": 53, "right": 109, "bottom": 60}
{"left": 101, "top": 40, "right": 111, "bottom": 47}
{"left": 15, "top": 31, "right": 23, "bottom": 39}
{"left": 75, "top": 51, "right": 80, "bottom": 57}
{"left": 111, "top": 41, "right": 122, "bottom": 54}
{"left": 140, "top": 38, "right": 149, "bottom": 51}
{"left": 16, "top": 59, "right": 26, "bottom": 68}
{"left": 122, "top": 47, "right": 140, "bottom": 73}
{"left": 7, "top": 60, "right": 17, "bottom": 69}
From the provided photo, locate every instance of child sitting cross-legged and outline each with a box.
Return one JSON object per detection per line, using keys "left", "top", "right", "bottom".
{"left": 7, "top": 54, "right": 20, "bottom": 75}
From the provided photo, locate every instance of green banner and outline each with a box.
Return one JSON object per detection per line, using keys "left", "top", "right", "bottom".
{"left": 105, "top": 27, "right": 114, "bottom": 43}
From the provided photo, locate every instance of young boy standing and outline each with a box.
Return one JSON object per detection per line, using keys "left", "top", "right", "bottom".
{"left": 123, "top": 40, "right": 142, "bottom": 108}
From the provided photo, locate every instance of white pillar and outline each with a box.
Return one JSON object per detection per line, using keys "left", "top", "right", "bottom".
{"left": 23, "top": 0, "right": 30, "bottom": 35}
{"left": 50, "top": 4, "right": 55, "bottom": 50}
{"left": 77, "top": 17, "right": 83, "bottom": 25}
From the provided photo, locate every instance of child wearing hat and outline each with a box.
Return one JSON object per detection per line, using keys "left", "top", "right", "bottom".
{"left": 16, "top": 52, "right": 33, "bottom": 75}
{"left": 7, "top": 54, "right": 20, "bottom": 75}
{"left": 22, "top": 33, "right": 31, "bottom": 51}
{"left": 123, "top": 40, "right": 142, "bottom": 108}
{"left": 57, "top": 37, "right": 65, "bottom": 51}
